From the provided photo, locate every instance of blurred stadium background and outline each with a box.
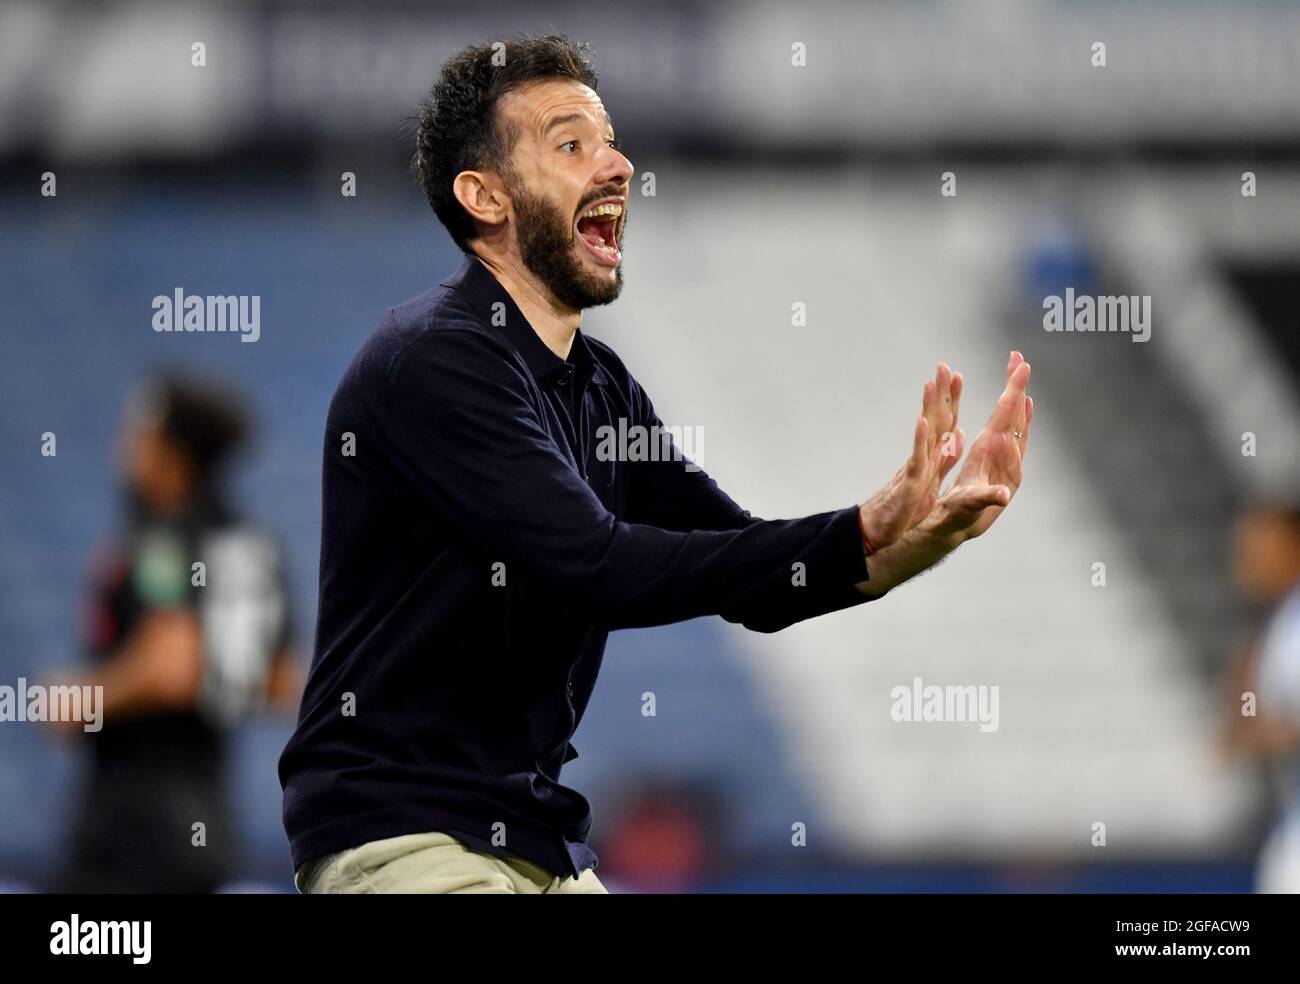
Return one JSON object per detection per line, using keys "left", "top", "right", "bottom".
{"left": 2, "top": 0, "right": 1300, "bottom": 892}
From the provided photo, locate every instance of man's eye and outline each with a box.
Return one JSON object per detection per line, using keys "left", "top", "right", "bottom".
{"left": 560, "top": 140, "right": 578, "bottom": 153}
{"left": 607, "top": 138, "right": 622, "bottom": 151}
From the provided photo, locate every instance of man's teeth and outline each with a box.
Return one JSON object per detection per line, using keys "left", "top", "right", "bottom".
{"left": 578, "top": 202, "right": 623, "bottom": 219}
{"left": 578, "top": 202, "right": 621, "bottom": 257}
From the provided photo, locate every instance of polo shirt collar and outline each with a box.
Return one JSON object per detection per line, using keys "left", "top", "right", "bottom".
{"left": 442, "top": 253, "right": 609, "bottom": 388}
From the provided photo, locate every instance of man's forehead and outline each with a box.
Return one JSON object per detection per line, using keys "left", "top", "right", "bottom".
{"left": 500, "top": 79, "right": 610, "bottom": 133}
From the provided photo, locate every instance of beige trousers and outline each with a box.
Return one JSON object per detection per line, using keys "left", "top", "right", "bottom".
{"left": 295, "top": 831, "right": 609, "bottom": 894}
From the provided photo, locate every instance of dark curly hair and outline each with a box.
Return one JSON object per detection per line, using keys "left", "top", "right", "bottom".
{"left": 411, "top": 34, "right": 600, "bottom": 252}
{"left": 131, "top": 370, "right": 251, "bottom": 482}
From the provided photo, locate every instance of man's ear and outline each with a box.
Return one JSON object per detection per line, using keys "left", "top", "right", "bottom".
{"left": 452, "top": 170, "right": 509, "bottom": 232}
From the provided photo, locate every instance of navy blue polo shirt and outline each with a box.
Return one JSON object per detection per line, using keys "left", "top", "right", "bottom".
{"left": 279, "top": 253, "right": 878, "bottom": 880}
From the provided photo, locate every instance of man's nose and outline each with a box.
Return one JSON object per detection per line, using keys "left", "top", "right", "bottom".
{"left": 594, "top": 145, "right": 633, "bottom": 188}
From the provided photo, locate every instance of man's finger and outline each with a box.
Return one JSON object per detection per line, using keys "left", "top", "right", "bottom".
{"left": 938, "top": 427, "right": 965, "bottom": 482}
{"left": 907, "top": 414, "right": 928, "bottom": 478}
{"left": 920, "top": 377, "right": 939, "bottom": 451}
{"left": 1000, "top": 351, "right": 1026, "bottom": 433}
{"left": 923, "top": 434, "right": 946, "bottom": 492}
{"left": 1005, "top": 350, "right": 1023, "bottom": 384}
{"left": 1019, "top": 395, "right": 1034, "bottom": 458}
{"left": 1007, "top": 352, "right": 1028, "bottom": 436}
{"left": 950, "top": 483, "right": 1010, "bottom": 515}
{"left": 988, "top": 361, "right": 1031, "bottom": 433}
{"left": 949, "top": 371, "right": 963, "bottom": 432}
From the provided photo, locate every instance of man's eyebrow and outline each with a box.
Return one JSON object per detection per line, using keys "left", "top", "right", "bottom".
{"left": 541, "top": 112, "right": 614, "bottom": 138}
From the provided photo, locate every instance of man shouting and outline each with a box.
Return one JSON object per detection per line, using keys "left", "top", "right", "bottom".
{"left": 279, "top": 34, "right": 1034, "bottom": 895}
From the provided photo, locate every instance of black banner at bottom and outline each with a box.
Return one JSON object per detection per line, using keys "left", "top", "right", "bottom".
{"left": 0, "top": 891, "right": 1287, "bottom": 972}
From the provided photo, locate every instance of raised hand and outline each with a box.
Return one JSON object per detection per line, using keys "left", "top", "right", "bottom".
{"left": 923, "top": 351, "right": 1033, "bottom": 544}
{"left": 859, "top": 363, "right": 965, "bottom": 552}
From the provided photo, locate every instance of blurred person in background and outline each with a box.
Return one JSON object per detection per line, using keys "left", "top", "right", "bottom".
{"left": 597, "top": 780, "right": 717, "bottom": 893}
{"left": 1220, "top": 500, "right": 1300, "bottom": 893}
{"left": 42, "top": 371, "right": 299, "bottom": 893}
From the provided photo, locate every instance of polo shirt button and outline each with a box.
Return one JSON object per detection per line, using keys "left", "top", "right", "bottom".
{"left": 556, "top": 366, "right": 573, "bottom": 385}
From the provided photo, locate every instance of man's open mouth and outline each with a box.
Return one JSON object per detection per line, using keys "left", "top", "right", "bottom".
{"left": 575, "top": 200, "right": 623, "bottom": 266}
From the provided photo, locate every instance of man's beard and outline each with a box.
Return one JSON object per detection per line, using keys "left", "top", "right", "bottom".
{"left": 508, "top": 175, "right": 623, "bottom": 311}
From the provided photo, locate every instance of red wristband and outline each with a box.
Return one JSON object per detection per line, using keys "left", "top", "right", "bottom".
{"left": 857, "top": 509, "right": 876, "bottom": 556}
